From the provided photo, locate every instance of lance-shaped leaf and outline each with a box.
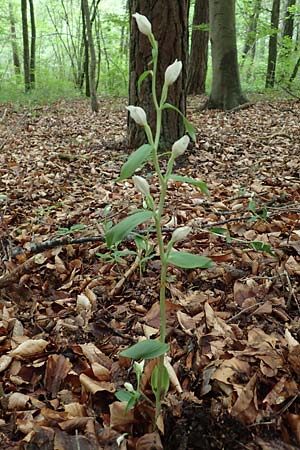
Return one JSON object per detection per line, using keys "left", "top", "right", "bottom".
{"left": 117, "top": 144, "right": 153, "bottom": 182}
{"left": 169, "top": 174, "right": 210, "bottom": 197}
{"left": 167, "top": 249, "right": 213, "bottom": 269}
{"left": 162, "top": 103, "right": 196, "bottom": 141}
{"left": 120, "top": 339, "right": 169, "bottom": 360}
{"left": 138, "top": 70, "right": 152, "bottom": 93}
{"left": 106, "top": 210, "right": 153, "bottom": 247}
{"left": 250, "top": 241, "right": 276, "bottom": 257}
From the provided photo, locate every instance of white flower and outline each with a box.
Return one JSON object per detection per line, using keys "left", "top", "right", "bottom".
{"left": 134, "top": 360, "right": 145, "bottom": 375}
{"left": 126, "top": 105, "right": 147, "bottom": 127}
{"left": 171, "top": 226, "right": 192, "bottom": 243}
{"left": 132, "top": 13, "right": 152, "bottom": 37}
{"left": 171, "top": 135, "right": 190, "bottom": 159}
{"left": 164, "top": 59, "right": 182, "bottom": 87}
{"left": 132, "top": 175, "right": 150, "bottom": 197}
{"left": 124, "top": 382, "right": 135, "bottom": 392}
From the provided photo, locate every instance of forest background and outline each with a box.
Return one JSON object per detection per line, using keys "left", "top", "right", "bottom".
{"left": 0, "top": 0, "right": 299, "bottom": 106}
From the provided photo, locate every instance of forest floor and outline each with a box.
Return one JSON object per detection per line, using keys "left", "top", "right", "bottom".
{"left": 0, "top": 95, "right": 300, "bottom": 450}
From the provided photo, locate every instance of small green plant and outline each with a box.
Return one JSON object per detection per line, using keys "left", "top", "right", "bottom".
{"left": 106, "top": 13, "right": 213, "bottom": 425}
{"left": 248, "top": 195, "right": 268, "bottom": 222}
{"left": 56, "top": 223, "right": 86, "bottom": 236}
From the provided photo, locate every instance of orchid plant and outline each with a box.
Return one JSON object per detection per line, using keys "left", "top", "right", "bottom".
{"left": 106, "top": 12, "right": 213, "bottom": 424}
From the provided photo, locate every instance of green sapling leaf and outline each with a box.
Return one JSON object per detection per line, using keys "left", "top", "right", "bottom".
{"left": 115, "top": 390, "right": 133, "bottom": 403}
{"left": 169, "top": 175, "right": 210, "bottom": 196}
{"left": 106, "top": 210, "right": 153, "bottom": 247}
{"left": 120, "top": 339, "right": 169, "bottom": 359}
{"left": 117, "top": 144, "right": 153, "bottom": 181}
{"left": 250, "top": 241, "right": 276, "bottom": 257}
{"left": 167, "top": 250, "right": 214, "bottom": 269}
{"left": 210, "top": 227, "right": 229, "bottom": 235}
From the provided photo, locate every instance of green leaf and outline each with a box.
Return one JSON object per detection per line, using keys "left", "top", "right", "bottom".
{"left": 138, "top": 70, "right": 152, "bottom": 93}
{"left": 167, "top": 250, "right": 214, "bottom": 269}
{"left": 210, "top": 227, "right": 229, "bottom": 236}
{"left": 151, "top": 365, "right": 170, "bottom": 394}
{"left": 163, "top": 103, "right": 196, "bottom": 141}
{"left": 106, "top": 210, "right": 153, "bottom": 247}
{"left": 115, "top": 390, "right": 133, "bottom": 403}
{"left": 250, "top": 241, "right": 276, "bottom": 257}
{"left": 117, "top": 144, "right": 153, "bottom": 181}
{"left": 248, "top": 198, "right": 256, "bottom": 214}
{"left": 182, "top": 116, "right": 196, "bottom": 142}
{"left": 120, "top": 339, "right": 169, "bottom": 360}
{"left": 169, "top": 174, "right": 210, "bottom": 197}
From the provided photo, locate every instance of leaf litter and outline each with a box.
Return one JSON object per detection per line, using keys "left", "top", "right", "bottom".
{"left": 0, "top": 97, "right": 300, "bottom": 449}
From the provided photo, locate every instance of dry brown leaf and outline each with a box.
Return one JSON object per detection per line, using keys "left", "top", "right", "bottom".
{"left": 9, "top": 339, "right": 48, "bottom": 359}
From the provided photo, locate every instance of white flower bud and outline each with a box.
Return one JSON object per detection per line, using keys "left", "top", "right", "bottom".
{"left": 134, "top": 360, "right": 145, "bottom": 375}
{"left": 124, "top": 382, "right": 135, "bottom": 392}
{"left": 132, "top": 13, "right": 152, "bottom": 37}
{"left": 132, "top": 175, "right": 150, "bottom": 197}
{"left": 164, "top": 59, "right": 182, "bottom": 87}
{"left": 171, "top": 135, "right": 190, "bottom": 159}
{"left": 171, "top": 226, "right": 192, "bottom": 243}
{"left": 126, "top": 105, "right": 147, "bottom": 127}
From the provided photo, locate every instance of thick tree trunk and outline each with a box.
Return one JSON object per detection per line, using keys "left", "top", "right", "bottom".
{"left": 187, "top": 0, "right": 209, "bottom": 94}
{"left": 266, "top": 0, "right": 280, "bottom": 88}
{"left": 128, "top": 0, "right": 189, "bottom": 148}
{"left": 207, "top": 0, "right": 247, "bottom": 110}
{"left": 21, "top": 0, "right": 31, "bottom": 92}
{"left": 9, "top": 2, "right": 21, "bottom": 76}
{"left": 81, "top": 0, "right": 99, "bottom": 112}
{"left": 28, "top": 0, "right": 36, "bottom": 88}
{"left": 242, "top": 0, "right": 262, "bottom": 62}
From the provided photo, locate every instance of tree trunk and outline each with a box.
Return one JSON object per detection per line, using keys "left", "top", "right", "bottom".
{"left": 81, "top": 0, "right": 99, "bottom": 112}
{"left": 128, "top": 0, "right": 189, "bottom": 149}
{"left": 81, "top": 2, "right": 90, "bottom": 97}
{"left": 265, "top": 0, "right": 280, "bottom": 88}
{"left": 187, "top": 0, "right": 209, "bottom": 95}
{"left": 28, "top": 0, "right": 36, "bottom": 88}
{"left": 207, "top": 0, "right": 247, "bottom": 110}
{"left": 242, "top": 0, "right": 262, "bottom": 61}
{"left": 283, "top": 0, "right": 296, "bottom": 39}
{"left": 9, "top": 2, "right": 21, "bottom": 76}
{"left": 21, "top": 0, "right": 31, "bottom": 92}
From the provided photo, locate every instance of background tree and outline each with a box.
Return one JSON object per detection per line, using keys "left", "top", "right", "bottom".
{"left": 266, "top": 0, "right": 280, "bottom": 87}
{"left": 283, "top": 0, "right": 296, "bottom": 39}
{"left": 241, "top": 0, "right": 262, "bottom": 62}
{"left": 187, "top": 0, "right": 209, "bottom": 94}
{"left": 207, "top": 0, "right": 247, "bottom": 110}
{"left": 28, "top": 0, "right": 36, "bottom": 87}
{"left": 9, "top": 2, "right": 21, "bottom": 76}
{"left": 81, "top": 0, "right": 99, "bottom": 112}
{"left": 21, "top": 0, "right": 30, "bottom": 92}
{"left": 128, "top": 0, "right": 189, "bottom": 148}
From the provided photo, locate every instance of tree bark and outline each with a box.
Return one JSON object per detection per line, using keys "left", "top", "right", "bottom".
{"left": 128, "top": 0, "right": 189, "bottom": 149}
{"left": 28, "top": 0, "right": 36, "bottom": 88}
{"left": 187, "top": 0, "right": 209, "bottom": 95}
{"left": 207, "top": 0, "right": 247, "bottom": 110}
{"left": 9, "top": 2, "right": 21, "bottom": 76}
{"left": 21, "top": 0, "right": 31, "bottom": 92}
{"left": 81, "top": 0, "right": 99, "bottom": 112}
{"left": 242, "top": 0, "right": 262, "bottom": 62}
{"left": 266, "top": 0, "right": 280, "bottom": 88}
{"left": 283, "top": 0, "right": 296, "bottom": 39}
{"left": 81, "top": 2, "right": 90, "bottom": 97}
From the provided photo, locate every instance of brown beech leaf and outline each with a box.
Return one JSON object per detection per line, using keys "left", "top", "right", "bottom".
{"left": 109, "top": 401, "right": 135, "bottom": 432}
{"left": 44, "top": 354, "right": 73, "bottom": 396}
{"left": 9, "top": 339, "right": 48, "bottom": 359}
{"left": 136, "top": 432, "right": 163, "bottom": 450}
{"left": 8, "top": 392, "right": 30, "bottom": 410}
{"left": 79, "top": 374, "right": 115, "bottom": 394}
{"left": 0, "top": 355, "right": 12, "bottom": 372}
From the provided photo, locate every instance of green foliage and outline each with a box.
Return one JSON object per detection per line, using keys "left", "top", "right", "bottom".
{"left": 120, "top": 340, "right": 170, "bottom": 359}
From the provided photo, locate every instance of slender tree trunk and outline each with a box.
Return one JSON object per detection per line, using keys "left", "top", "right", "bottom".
{"left": 21, "top": 0, "right": 31, "bottom": 92}
{"left": 242, "top": 0, "right": 262, "bottom": 62}
{"left": 283, "top": 0, "right": 296, "bottom": 39}
{"left": 289, "top": 55, "right": 300, "bottom": 82}
{"left": 9, "top": 2, "right": 21, "bottom": 76}
{"left": 266, "top": 0, "right": 280, "bottom": 88}
{"left": 81, "top": 0, "right": 99, "bottom": 112}
{"left": 128, "top": 0, "right": 190, "bottom": 148}
{"left": 28, "top": 0, "right": 36, "bottom": 88}
{"left": 187, "top": 0, "right": 209, "bottom": 94}
{"left": 206, "top": 0, "right": 247, "bottom": 110}
{"left": 81, "top": 2, "right": 90, "bottom": 97}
